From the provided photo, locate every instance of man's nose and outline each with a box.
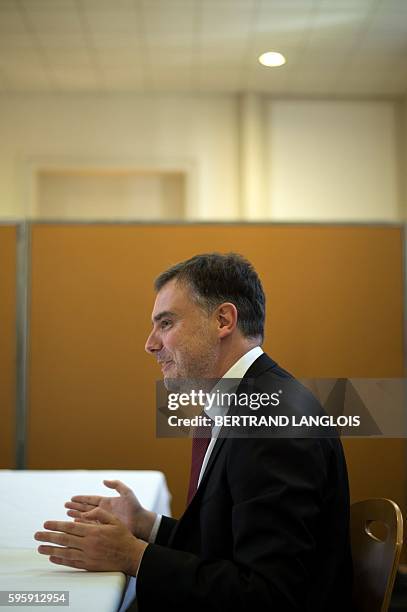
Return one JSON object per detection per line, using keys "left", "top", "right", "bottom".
{"left": 145, "top": 329, "right": 162, "bottom": 354}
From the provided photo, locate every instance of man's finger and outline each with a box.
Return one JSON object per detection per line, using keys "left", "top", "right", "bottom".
{"left": 68, "top": 511, "right": 98, "bottom": 525}
{"left": 66, "top": 509, "right": 87, "bottom": 519}
{"left": 49, "top": 556, "right": 86, "bottom": 570}
{"left": 65, "top": 501, "right": 97, "bottom": 512}
{"left": 69, "top": 495, "right": 101, "bottom": 506}
{"left": 37, "top": 545, "right": 84, "bottom": 560}
{"left": 41, "top": 520, "right": 90, "bottom": 536}
{"left": 66, "top": 509, "right": 81, "bottom": 518}
{"left": 73, "top": 517, "right": 97, "bottom": 524}
{"left": 35, "top": 531, "right": 82, "bottom": 549}
{"left": 82, "top": 506, "right": 117, "bottom": 525}
{"left": 66, "top": 510, "right": 96, "bottom": 524}
{"left": 103, "top": 479, "right": 131, "bottom": 496}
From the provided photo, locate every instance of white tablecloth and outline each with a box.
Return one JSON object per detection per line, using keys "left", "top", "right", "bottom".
{"left": 0, "top": 470, "right": 171, "bottom": 611}
{"left": 0, "top": 549, "right": 125, "bottom": 611}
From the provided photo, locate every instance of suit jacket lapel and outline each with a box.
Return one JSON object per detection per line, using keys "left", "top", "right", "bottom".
{"left": 192, "top": 353, "right": 279, "bottom": 498}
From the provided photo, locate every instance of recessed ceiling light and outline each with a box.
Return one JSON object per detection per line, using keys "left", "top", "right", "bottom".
{"left": 258, "top": 51, "right": 286, "bottom": 67}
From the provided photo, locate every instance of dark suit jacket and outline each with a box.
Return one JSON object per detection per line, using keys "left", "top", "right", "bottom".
{"left": 136, "top": 354, "right": 353, "bottom": 611}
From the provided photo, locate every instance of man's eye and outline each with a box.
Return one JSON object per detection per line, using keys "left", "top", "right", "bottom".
{"left": 161, "top": 320, "right": 171, "bottom": 329}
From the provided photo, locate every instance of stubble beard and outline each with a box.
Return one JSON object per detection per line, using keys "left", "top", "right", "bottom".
{"left": 164, "top": 343, "right": 218, "bottom": 394}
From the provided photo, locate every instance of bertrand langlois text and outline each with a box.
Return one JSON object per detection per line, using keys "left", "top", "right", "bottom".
{"left": 167, "top": 414, "right": 361, "bottom": 428}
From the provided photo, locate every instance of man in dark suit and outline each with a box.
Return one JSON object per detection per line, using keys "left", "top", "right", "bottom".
{"left": 35, "top": 253, "right": 352, "bottom": 611}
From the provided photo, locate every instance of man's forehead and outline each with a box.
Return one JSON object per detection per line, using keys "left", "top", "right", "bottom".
{"left": 151, "top": 279, "right": 194, "bottom": 317}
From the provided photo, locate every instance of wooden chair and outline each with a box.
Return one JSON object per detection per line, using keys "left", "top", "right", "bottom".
{"left": 350, "top": 498, "right": 403, "bottom": 612}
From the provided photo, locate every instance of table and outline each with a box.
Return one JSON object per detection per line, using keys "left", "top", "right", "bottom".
{"left": 0, "top": 470, "right": 171, "bottom": 611}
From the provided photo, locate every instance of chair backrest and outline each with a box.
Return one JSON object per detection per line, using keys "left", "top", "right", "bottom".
{"left": 350, "top": 498, "right": 403, "bottom": 612}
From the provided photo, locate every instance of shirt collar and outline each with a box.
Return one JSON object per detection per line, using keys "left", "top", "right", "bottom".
{"left": 222, "top": 346, "right": 263, "bottom": 379}
{"left": 205, "top": 346, "right": 264, "bottom": 422}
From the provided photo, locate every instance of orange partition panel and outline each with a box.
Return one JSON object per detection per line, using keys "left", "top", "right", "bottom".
{"left": 28, "top": 224, "right": 404, "bottom": 519}
{"left": 0, "top": 225, "right": 16, "bottom": 468}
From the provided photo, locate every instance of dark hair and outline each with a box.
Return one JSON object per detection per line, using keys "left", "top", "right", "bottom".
{"left": 154, "top": 253, "right": 265, "bottom": 341}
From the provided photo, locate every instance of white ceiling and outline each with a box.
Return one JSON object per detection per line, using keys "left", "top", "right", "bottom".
{"left": 0, "top": 0, "right": 406, "bottom": 97}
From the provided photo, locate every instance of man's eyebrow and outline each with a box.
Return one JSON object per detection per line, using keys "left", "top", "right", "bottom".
{"left": 152, "top": 310, "right": 177, "bottom": 323}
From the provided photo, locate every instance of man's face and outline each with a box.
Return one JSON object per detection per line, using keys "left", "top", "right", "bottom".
{"left": 145, "top": 279, "right": 219, "bottom": 388}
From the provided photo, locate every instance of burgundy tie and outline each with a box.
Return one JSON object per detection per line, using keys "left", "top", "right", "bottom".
{"left": 186, "top": 420, "right": 213, "bottom": 505}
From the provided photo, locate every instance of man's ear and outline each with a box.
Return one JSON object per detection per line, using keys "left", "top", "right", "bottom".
{"left": 215, "top": 302, "right": 238, "bottom": 338}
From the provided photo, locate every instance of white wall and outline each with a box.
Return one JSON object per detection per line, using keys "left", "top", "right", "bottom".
{"left": 36, "top": 171, "right": 185, "bottom": 220}
{"left": 0, "top": 93, "right": 402, "bottom": 222}
{"left": 266, "top": 100, "right": 399, "bottom": 222}
{"left": 0, "top": 93, "right": 240, "bottom": 220}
